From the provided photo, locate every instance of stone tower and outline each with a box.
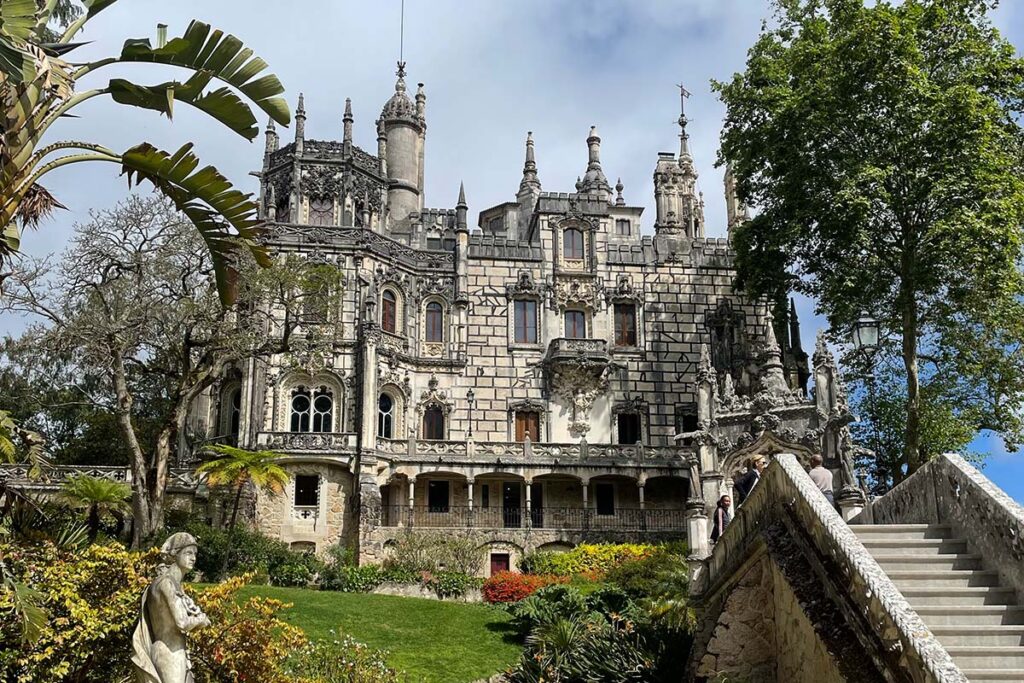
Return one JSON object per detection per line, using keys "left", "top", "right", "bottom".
{"left": 654, "top": 86, "right": 705, "bottom": 259}
{"left": 378, "top": 62, "right": 426, "bottom": 231}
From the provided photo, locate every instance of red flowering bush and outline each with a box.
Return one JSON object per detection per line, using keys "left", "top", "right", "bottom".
{"left": 481, "top": 571, "right": 568, "bottom": 604}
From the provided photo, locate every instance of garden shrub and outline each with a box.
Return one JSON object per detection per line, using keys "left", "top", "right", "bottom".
{"left": 383, "top": 532, "right": 484, "bottom": 575}
{"left": 190, "top": 573, "right": 307, "bottom": 683}
{"left": 481, "top": 571, "right": 568, "bottom": 604}
{"left": 604, "top": 548, "right": 686, "bottom": 599}
{"left": 270, "top": 559, "right": 315, "bottom": 587}
{"left": 518, "top": 543, "right": 656, "bottom": 577}
{"left": 0, "top": 541, "right": 157, "bottom": 682}
{"left": 321, "top": 564, "right": 385, "bottom": 592}
{"left": 421, "top": 570, "right": 483, "bottom": 599}
{"left": 508, "top": 584, "right": 591, "bottom": 635}
{"left": 283, "top": 633, "right": 403, "bottom": 682}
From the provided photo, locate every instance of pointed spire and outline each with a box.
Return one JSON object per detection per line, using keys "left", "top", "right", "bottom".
{"left": 764, "top": 312, "right": 781, "bottom": 355}
{"left": 294, "top": 92, "right": 306, "bottom": 152}
{"left": 456, "top": 181, "right": 468, "bottom": 232}
{"left": 263, "top": 118, "right": 279, "bottom": 164}
{"left": 789, "top": 298, "right": 803, "bottom": 353}
{"left": 518, "top": 131, "right": 541, "bottom": 195}
{"left": 579, "top": 126, "right": 612, "bottom": 197}
{"left": 457, "top": 181, "right": 467, "bottom": 208}
{"left": 677, "top": 84, "right": 692, "bottom": 166}
{"left": 615, "top": 178, "right": 625, "bottom": 206}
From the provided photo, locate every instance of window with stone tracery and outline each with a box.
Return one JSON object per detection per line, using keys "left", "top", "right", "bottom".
{"left": 378, "top": 393, "right": 395, "bottom": 438}
{"left": 290, "top": 385, "right": 333, "bottom": 433}
{"left": 309, "top": 197, "right": 333, "bottom": 226}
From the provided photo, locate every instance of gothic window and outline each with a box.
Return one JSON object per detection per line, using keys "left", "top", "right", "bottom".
{"left": 312, "top": 387, "right": 333, "bottom": 432}
{"left": 514, "top": 411, "right": 540, "bottom": 442}
{"left": 564, "top": 310, "right": 587, "bottom": 339}
{"left": 381, "top": 290, "right": 397, "bottom": 333}
{"left": 290, "top": 387, "right": 311, "bottom": 432}
{"left": 422, "top": 406, "right": 445, "bottom": 440}
{"left": 425, "top": 302, "right": 444, "bottom": 342}
{"left": 228, "top": 388, "right": 241, "bottom": 440}
{"left": 378, "top": 393, "right": 395, "bottom": 438}
{"left": 309, "top": 197, "right": 333, "bottom": 226}
{"left": 563, "top": 228, "right": 584, "bottom": 260}
{"left": 294, "top": 475, "right": 320, "bottom": 507}
{"left": 514, "top": 300, "right": 538, "bottom": 344}
{"left": 617, "top": 413, "right": 641, "bottom": 444}
{"left": 615, "top": 219, "right": 631, "bottom": 236}
{"left": 290, "top": 386, "right": 333, "bottom": 433}
{"left": 613, "top": 303, "right": 637, "bottom": 346}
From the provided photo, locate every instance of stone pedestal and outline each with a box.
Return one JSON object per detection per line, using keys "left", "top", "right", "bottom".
{"left": 687, "top": 499, "right": 710, "bottom": 560}
{"left": 836, "top": 486, "right": 866, "bottom": 522}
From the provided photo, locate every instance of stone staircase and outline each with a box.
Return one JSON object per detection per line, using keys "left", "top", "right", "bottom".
{"left": 853, "top": 524, "right": 1024, "bottom": 683}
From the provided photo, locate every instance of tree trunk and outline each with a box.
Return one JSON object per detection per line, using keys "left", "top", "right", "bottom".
{"left": 111, "top": 350, "right": 152, "bottom": 549}
{"left": 87, "top": 505, "right": 99, "bottom": 542}
{"left": 219, "top": 481, "right": 246, "bottom": 579}
{"left": 900, "top": 258, "right": 922, "bottom": 477}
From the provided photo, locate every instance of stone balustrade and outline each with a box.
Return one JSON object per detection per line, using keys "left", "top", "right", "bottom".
{"left": 373, "top": 437, "right": 693, "bottom": 463}
{"left": 0, "top": 463, "right": 204, "bottom": 492}
{"left": 691, "top": 453, "right": 965, "bottom": 683}
{"left": 379, "top": 504, "right": 688, "bottom": 531}
{"left": 255, "top": 431, "right": 357, "bottom": 453}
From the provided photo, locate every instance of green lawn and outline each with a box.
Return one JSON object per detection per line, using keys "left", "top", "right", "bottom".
{"left": 235, "top": 586, "right": 522, "bottom": 683}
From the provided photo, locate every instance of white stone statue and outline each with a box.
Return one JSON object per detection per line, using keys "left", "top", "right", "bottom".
{"left": 131, "top": 532, "right": 211, "bottom": 683}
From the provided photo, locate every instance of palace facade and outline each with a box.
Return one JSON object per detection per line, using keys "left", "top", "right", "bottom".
{"left": 186, "top": 64, "right": 860, "bottom": 573}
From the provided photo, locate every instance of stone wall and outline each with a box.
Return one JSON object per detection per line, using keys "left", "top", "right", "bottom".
{"left": 254, "top": 462, "right": 355, "bottom": 553}
{"left": 771, "top": 559, "right": 844, "bottom": 683}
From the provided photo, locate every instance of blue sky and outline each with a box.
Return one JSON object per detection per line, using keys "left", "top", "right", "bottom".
{"left": 2, "top": 0, "right": 1022, "bottom": 499}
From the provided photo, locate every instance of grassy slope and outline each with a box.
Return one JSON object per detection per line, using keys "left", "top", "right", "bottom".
{"left": 236, "top": 586, "right": 522, "bottom": 683}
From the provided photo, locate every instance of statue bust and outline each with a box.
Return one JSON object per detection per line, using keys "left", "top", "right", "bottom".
{"left": 131, "top": 532, "right": 211, "bottom": 683}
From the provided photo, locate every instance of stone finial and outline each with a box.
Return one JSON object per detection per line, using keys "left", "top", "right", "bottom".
{"left": 457, "top": 181, "right": 467, "bottom": 208}
{"left": 343, "top": 97, "right": 354, "bottom": 147}
{"left": 456, "top": 182, "right": 468, "bottom": 233}
{"left": 615, "top": 178, "right": 625, "bottom": 206}
{"left": 579, "top": 125, "right": 612, "bottom": 197}
{"left": 415, "top": 82, "right": 426, "bottom": 120}
{"left": 294, "top": 92, "right": 306, "bottom": 148}
{"left": 575, "top": 176, "right": 583, "bottom": 192}
{"left": 763, "top": 312, "right": 781, "bottom": 355}
{"left": 263, "top": 118, "right": 279, "bottom": 163}
{"left": 519, "top": 131, "right": 541, "bottom": 195}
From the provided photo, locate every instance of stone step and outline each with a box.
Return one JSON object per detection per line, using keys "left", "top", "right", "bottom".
{"left": 859, "top": 538, "right": 969, "bottom": 556}
{"left": 929, "top": 626, "right": 1024, "bottom": 647}
{"left": 899, "top": 587, "right": 1017, "bottom": 607}
{"left": 945, "top": 646, "right": 1024, "bottom": 669}
{"left": 888, "top": 570, "right": 1003, "bottom": 589}
{"left": 916, "top": 606, "right": 1024, "bottom": 627}
{"left": 851, "top": 524, "right": 954, "bottom": 540}
{"left": 959, "top": 670, "right": 1024, "bottom": 683}
{"left": 872, "top": 553, "right": 984, "bottom": 572}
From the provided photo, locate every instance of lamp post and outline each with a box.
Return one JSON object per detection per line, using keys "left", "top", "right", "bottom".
{"left": 851, "top": 311, "right": 881, "bottom": 491}
{"left": 466, "top": 389, "right": 475, "bottom": 439}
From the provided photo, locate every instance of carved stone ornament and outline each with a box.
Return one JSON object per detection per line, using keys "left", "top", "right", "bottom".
{"left": 351, "top": 172, "right": 384, "bottom": 212}
{"left": 506, "top": 270, "right": 544, "bottom": 299}
{"left": 550, "top": 277, "right": 603, "bottom": 312}
{"left": 551, "top": 362, "right": 611, "bottom": 437}
{"left": 417, "top": 374, "right": 452, "bottom": 415}
{"left": 302, "top": 164, "right": 344, "bottom": 200}
{"left": 605, "top": 275, "right": 644, "bottom": 304}
{"left": 379, "top": 362, "right": 412, "bottom": 397}
{"left": 612, "top": 395, "right": 647, "bottom": 415}
{"left": 415, "top": 275, "right": 455, "bottom": 303}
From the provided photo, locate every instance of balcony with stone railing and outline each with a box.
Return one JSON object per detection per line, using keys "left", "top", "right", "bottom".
{"left": 255, "top": 431, "right": 357, "bottom": 454}
{"left": 374, "top": 436, "right": 693, "bottom": 464}
{"left": 379, "top": 505, "right": 688, "bottom": 532}
{"left": 544, "top": 337, "right": 610, "bottom": 366}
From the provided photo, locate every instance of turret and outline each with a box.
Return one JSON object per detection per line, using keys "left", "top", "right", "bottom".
{"left": 724, "top": 162, "right": 750, "bottom": 238}
{"left": 578, "top": 126, "right": 612, "bottom": 199}
{"left": 380, "top": 62, "right": 425, "bottom": 229}
{"left": 654, "top": 87, "right": 704, "bottom": 239}
{"left": 263, "top": 119, "right": 278, "bottom": 168}
{"left": 294, "top": 93, "right": 306, "bottom": 155}
{"left": 456, "top": 181, "right": 468, "bottom": 233}
{"left": 343, "top": 98, "right": 354, "bottom": 156}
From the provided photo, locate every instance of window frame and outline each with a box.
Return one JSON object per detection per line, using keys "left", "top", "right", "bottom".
{"left": 614, "top": 219, "right": 631, "bottom": 236}
{"left": 617, "top": 413, "right": 642, "bottom": 445}
{"left": 294, "top": 474, "right": 320, "bottom": 508}
{"left": 513, "top": 299, "right": 539, "bottom": 345}
{"left": 563, "top": 227, "right": 585, "bottom": 261}
{"left": 564, "top": 309, "right": 587, "bottom": 339}
{"left": 422, "top": 405, "right": 446, "bottom": 441}
{"left": 378, "top": 393, "right": 395, "bottom": 439}
{"left": 613, "top": 303, "right": 638, "bottom": 347}
{"left": 514, "top": 411, "right": 541, "bottom": 443}
{"left": 381, "top": 290, "right": 398, "bottom": 334}
{"left": 425, "top": 301, "right": 445, "bottom": 343}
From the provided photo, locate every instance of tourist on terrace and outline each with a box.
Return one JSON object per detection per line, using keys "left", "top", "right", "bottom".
{"left": 808, "top": 453, "right": 834, "bottom": 505}
{"left": 735, "top": 455, "right": 767, "bottom": 505}
{"left": 710, "top": 495, "right": 731, "bottom": 544}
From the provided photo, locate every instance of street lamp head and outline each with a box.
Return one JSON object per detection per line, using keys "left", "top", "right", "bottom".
{"left": 852, "top": 311, "right": 879, "bottom": 352}
{"left": 466, "top": 389, "right": 475, "bottom": 406}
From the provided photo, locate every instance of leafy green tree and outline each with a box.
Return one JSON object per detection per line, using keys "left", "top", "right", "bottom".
{"left": 0, "top": 0, "right": 291, "bottom": 303}
{"left": 196, "top": 444, "right": 289, "bottom": 577}
{"left": 58, "top": 474, "right": 130, "bottom": 541}
{"left": 716, "top": 0, "right": 1024, "bottom": 474}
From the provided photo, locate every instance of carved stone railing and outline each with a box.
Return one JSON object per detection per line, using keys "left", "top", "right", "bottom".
{"left": 374, "top": 437, "right": 693, "bottom": 463}
{"left": 545, "top": 337, "right": 610, "bottom": 364}
{"left": 0, "top": 464, "right": 205, "bottom": 492}
{"left": 256, "top": 431, "right": 356, "bottom": 453}
{"left": 871, "top": 452, "right": 1024, "bottom": 599}
{"left": 694, "top": 454, "right": 966, "bottom": 683}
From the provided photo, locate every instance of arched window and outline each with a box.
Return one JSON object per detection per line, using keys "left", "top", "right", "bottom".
{"left": 228, "top": 388, "right": 241, "bottom": 439}
{"left": 309, "top": 197, "right": 333, "bottom": 226}
{"left": 290, "top": 387, "right": 311, "bottom": 432}
{"left": 381, "top": 290, "right": 397, "bottom": 333}
{"left": 425, "top": 302, "right": 444, "bottom": 342}
{"left": 378, "top": 393, "right": 395, "bottom": 438}
{"left": 563, "top": 228, "right": 584, "bottom": 260}
{"left": 422, "top": 406, "right": 445, "bottom": 441}
{"left": 290, "top": 385, "right": 333, "bottom": 433}
{"left": 564, "top": 310, "right": 587, "bottom": 339}
{"left": 312, "top": 387, "right": 333, "bottom": 432}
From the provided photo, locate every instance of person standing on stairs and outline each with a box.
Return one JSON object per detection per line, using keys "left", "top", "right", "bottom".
{"left": 710, "top": 495, "right": 732, "bottom": 543}
{"left": 735, "top": 455, "right": 767, "bottom": 505}
{"left": 808, "top": 453, "right": 835, "bottom": 506}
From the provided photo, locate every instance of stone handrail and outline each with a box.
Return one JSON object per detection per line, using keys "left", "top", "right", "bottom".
{"left": 871, "top": 452, "right": 1024, "bottom": 599}
{"left": 374, "top": 437, "right": 693, "bottom": 463}
{"left": 696, "top": 454, "right": 965, "bottom": 683}
{"left": 256, "top": 431, "right": 356, "bottom": 453}
{"left": 0, "top": 464, "right": 205, "bottom": 491}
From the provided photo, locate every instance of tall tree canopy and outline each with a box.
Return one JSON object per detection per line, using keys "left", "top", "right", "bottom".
{"left": 716, "top": 0, "right": 1024, "bottom": 476}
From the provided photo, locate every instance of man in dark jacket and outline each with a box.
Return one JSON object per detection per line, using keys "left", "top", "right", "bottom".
{"left": 734, "top": 455, "right": 767, "bottom": 505}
